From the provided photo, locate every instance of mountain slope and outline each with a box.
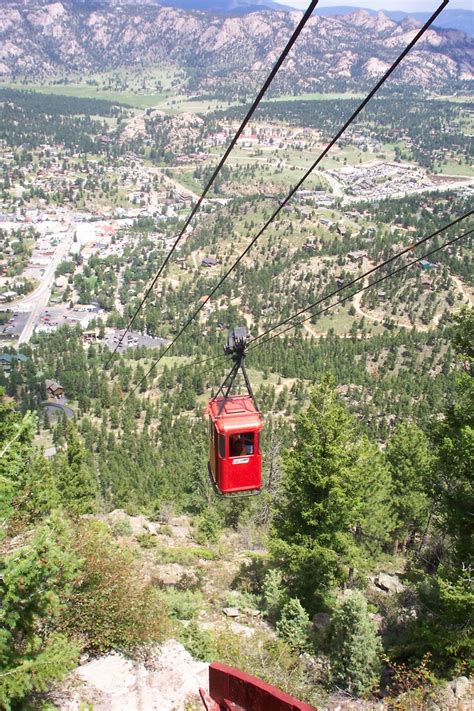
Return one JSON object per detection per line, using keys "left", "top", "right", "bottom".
{"left": 1, "top": 1, "right": 472, "bottom": 93}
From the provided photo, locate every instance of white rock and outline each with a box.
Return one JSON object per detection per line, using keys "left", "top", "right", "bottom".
{"left": 451, "top": 676, "right": 470, "bottom": 699}
{"left": 374, "top": 572, "right": 405, "bottom": 594}
{"left": 222, "top": 607, "right": 240, "bottom": 618}
{"left": 62, "top": 640, "right": 208, "bottom": 711}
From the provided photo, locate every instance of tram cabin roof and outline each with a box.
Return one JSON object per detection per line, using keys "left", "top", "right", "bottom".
{"left": 208, "top": 395, "right": 263, "bottom": 435}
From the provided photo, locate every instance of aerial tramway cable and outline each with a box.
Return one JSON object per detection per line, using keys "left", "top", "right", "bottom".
{"left": 124, "top": 212, "right": 471, "bottom": 402}
{"left": 249, "top": 228, "right": 473, "bottom": 350}
{"left": 104, "top": 0, "right": 321, "bottom": 368}
{"left": 248, "top": 210, "right": 473, "bottom": 347}
{"left": 122, "top": 0, "right": 449, "bottom": 396}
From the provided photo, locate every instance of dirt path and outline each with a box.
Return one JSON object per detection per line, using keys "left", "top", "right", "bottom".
{"left": 303, "top": 321, "right": 321, "bottom": 338}
{"left": 451, "top": 275, "right": 473, "bottom": 306}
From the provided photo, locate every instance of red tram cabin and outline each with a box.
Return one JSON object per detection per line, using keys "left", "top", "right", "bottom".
{"left": 208, "top": 395, "right": 263, "bottom": 494}
{"left": 207, "top": 327, "right": 264, "bottom": 496}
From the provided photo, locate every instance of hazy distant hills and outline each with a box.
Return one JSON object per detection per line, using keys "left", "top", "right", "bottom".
{"left": 159, "top": 1, "right": 474, "bottom": 36}
{"left": 1, "top": 0, "right": 473, "bottom": 93}
{"left": 56, "top": 1, "right": 474, "bottom": 35}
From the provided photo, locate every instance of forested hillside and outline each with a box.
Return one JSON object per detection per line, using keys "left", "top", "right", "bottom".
{"left": 1, "top": 307, "right": 472, "bottom": 708}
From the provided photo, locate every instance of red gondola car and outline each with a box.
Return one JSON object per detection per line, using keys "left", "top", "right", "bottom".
{"left": 208, "top": 395, "right": 263, "bottom": 494}
{"left": 207, "top": 328, "right": 263, "bottom": 496}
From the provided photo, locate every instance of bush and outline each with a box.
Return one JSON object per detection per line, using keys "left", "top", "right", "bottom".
{"left": 213, "top": 628, "right": 326, "bottom": 708}
{"left": 162, "top": 589, "right": 203, "bottom": 620}
{"left": 136, "top": 532, "right": 158, "bottom": 548}
{"left": 110, "top": 517, "right": 132, "bottom": 537}
{"left": 62, "top": 520, "right": 170, "bottom": 654}
{"left": 276, "top": 597, "right": 313, "bottom": 653}
{"left": 155, "top": 545, "right": 215, "bottom": 564}
{"left": 329, "top": 592, "right": 382, "bottom": 696}
{"left": 195, "top": 510, "right": 221, "bottom": 544}
{"left": 179, "top": 621, "right": 215, "bottom": 662}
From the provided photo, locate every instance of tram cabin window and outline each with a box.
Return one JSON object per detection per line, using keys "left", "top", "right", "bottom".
{"left": 229, "top": 432, "right": 254, "bottom": 457}
{"left": 218, "top": 433, "right": 226, "bottom": 459}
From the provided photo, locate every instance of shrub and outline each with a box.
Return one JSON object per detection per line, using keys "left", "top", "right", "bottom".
{"left": 179, "top": 621, "right": 215, "bottom": 662}
{"left": 213, "top": 628, "right": 326, "bottom": 708}
{"left": 195, "top": 510, "right": 221, "bottom": 544}
{"left": 155, "top": 545, "right": 216, "bottom": 564}
{"left": 136, "top": 532, "right": 158, "bottom": 548}
{"left": 162, "top": 589, "right": 203, "bottom": 620}
{"left": 110, "top": 517, "right": 132, "bottom": 537}
{"left": 329, "top": 592, "right": 382, "bottom": 696}
{"left": 62, "top": 520, "right": 170, "bottom": 654}
{"left": 276, "top": 597, "right": 313, "bottom": 653}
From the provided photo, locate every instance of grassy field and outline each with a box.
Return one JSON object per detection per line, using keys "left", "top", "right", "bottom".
{"left": 430, "top": 94, "right": 473, "bottom": 104}
{"left": 0, "top": 81, "right": 173, "bottom": 109}
{"left": 434, "top": 160, "right": 474, "bottom": 177}
{"left": 0, "top": 80, "right": 369, "bottom": 114}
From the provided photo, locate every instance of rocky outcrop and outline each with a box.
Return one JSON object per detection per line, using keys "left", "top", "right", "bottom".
{"left": 53, "top": 640, "right": 208, "bottom": 711}
{"left": 1, "top": 1, "right": 472, "bottom": 91}
{"left": 372, "top": 572, "right": 406, "bottom": 594}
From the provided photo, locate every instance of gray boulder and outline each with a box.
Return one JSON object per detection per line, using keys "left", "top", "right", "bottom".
{"left": 374, "top": 572, "right": 405, "bottom": 594}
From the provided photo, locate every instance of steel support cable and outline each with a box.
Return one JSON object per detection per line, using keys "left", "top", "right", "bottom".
{"left": 249, "top": 210, "right": 473, "bottom": 347}
{"left": 123, "top": 213, "right": 470, "bottom": 405}
{"left": 124, "top": 0, "right": 448, "bottom": 397}
{"left": 104, "top": 0, "right": 320, "bottom": 369}
{"left": 249, "top": 228, "right": 473, "bottom": 351}
{"left": 173, "top": 217, "right": 472, "bottom": 371}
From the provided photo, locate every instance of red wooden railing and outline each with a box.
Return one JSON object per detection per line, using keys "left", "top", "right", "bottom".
{"left": 199, "top": 661, "right": 317, "bottom": 711}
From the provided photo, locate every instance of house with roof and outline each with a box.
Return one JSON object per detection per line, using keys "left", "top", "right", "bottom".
{"left": 0, "top": 353, "right": 27, "bottom": 372}
{"left": 202, "top": 257, "right": 219, "bottom": 268}
{"left": 0, "top": 290, "right": 18, "bottom": 303}
{"left": 418, "top": 260, "right": 436, "bottom": 271}
{"left": 347, "top": 250, "right": 367, "bottom": 264}
{"left": 45, "top": 379, "right": 65, "bottom": 399}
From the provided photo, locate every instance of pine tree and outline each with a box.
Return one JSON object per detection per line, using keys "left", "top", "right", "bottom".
{"left": 276, "top": 598, "right": 312, "bottom": 653}
{"left": 54, "top": 423, "right": 99, "bottom": 515}
{"left": 0, "top": 392, "right": 36, "bottom": 523}
{"left": 386, "top": 422, "right": 433, "bottom": 555}
{"left": 406, "top": 308, "right": 474, "bottom": 673}
{"left": 0, "top": 516, "right": 80, "bottom": 708}
{"left": 271, "top": 380, "right": 391, "bottom": 609}
{"left": 329, "top": 592, "right": 382, "bottom": 696}
{"left": 432, "top": 308, "right": 473, "bottom": 567}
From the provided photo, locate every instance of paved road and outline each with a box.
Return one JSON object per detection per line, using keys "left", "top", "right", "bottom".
{"left": 17, "top": 225, "right": 75, "bottom": 344}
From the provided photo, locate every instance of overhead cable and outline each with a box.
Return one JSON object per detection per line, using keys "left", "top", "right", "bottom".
{"left": 123, "top": 0, "right": 449, "bottom": 393}
{"left": 105, "top": 0, "right": 320, "bottom": 368}
{"left": 249, "top": 229, "right": 472, "bottom": 350}
{"left": 250, "top": 210, "right": 473, "bottom": 346}
{"left": 125, "top": 212, "right": 470, "bottom": 402}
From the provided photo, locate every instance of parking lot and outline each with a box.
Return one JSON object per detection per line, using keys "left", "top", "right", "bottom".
{"left": 103, "top": 330, "right": 167, "bottom": 351}
{"left": 0, "top": 311, "right": 30, "bottom": 341}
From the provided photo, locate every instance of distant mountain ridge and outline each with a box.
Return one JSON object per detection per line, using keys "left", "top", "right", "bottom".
{"left": 311, "top": 6, "right": 474, "bottom": 37}
{"left": 8, "top": 0, "right": 474, "bottom": 33}
{"left": 1, "top": 0, "right": 473, "bottom": 93}
{"left": 66, "top": 1, "right": 473, "bottom": 35}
